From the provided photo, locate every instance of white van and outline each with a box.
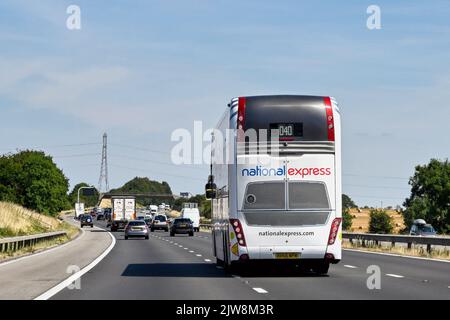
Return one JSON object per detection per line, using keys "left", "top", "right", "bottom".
{"left": 181, "top": 203, "right": 200, "bottom": 232}
{"left": 149, "top": 205, "right": 158, "bottom": 216}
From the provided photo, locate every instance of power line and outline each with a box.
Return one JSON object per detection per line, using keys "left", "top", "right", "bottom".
{"left": 343, "top": 173, "right": 409, "bottom": 180}
{"left": 343, "top": 184, "right": 410, "bottom": 190}
{"left": 109, "top": 154, "right": 207, "bottom": 171}
{"left": 109, "top": 163, "right": 205, "bottom": 182}
{"left": 0, "top": 142, "right": 101, "bottom": 151}
{"left": 109, "top": 143, "right": 171, "bottom": 155}
{"left": 350, "top": 194, "right": 406, "bottom": 200}
{"left": 53, "top": 153, "right": 101, "bottom": 158}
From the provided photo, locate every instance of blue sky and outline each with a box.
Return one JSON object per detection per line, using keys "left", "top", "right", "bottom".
{"left": 0, "top": 0, "right": 449, "bottom": 207}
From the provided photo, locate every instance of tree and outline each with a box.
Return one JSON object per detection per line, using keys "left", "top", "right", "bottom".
{"left": 403, "top": 159, "right": 450, "bottom": 234}
{"left": 173, "top": 194, "right": 211, "bottom": 219}
{"left": 342, "top": 194, "right": 356, "bottom": 209}
{"left": 109, "top": 177, "right": 173, "bottom": 206}
{"left": 342, "top": 194, "right": 355, "bottom": 230}
{"left": 68, "top": 183, "right": 99, "bottom": 207}
{"left": 0, "top": 150, "right": 70, "bottom": 215}
{"left": 369, "top": 209, "right": 393, "bottom": 234}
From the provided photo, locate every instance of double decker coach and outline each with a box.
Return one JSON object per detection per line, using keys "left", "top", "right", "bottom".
{"left": 205, "top": 95, "right": 342, "bottom": 274}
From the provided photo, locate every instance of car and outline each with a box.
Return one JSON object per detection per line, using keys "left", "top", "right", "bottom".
{"left": 96, "top": 211, "right": 105, "bottom": 220}
{"left": 124, "top": 220, "right": 149, "bottom": 240}
{"left": 144, "top": 217, "right": 152, "bottom": 227}
{"left": 410, "top": 219, "right": 437, "bottom": 236}
{"left": 170, "top": 218, "right": 194, "bottom": 237}
{"left": 136, "top": 216, "right": 145, "bottom": 221}
{"left": 151, "top": 214, "right": 169, "bottom": 232}
{"left": 80, "top": 214, "right": 94, "bottom": 228}
{"left": 103, "top": 208, "right": 112, "bottom": 221}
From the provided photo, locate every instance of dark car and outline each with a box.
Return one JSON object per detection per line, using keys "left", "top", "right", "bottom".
{"left": 81, "top": 214, "right": 94, "bottom": 228}
{"left": 170, "top": 218, "right": 194, "bottom": 237}
{"left": 144, "top": 217, "right": 152, "bottom": 227}
{"left": 103, "top": 208, "right": 112, "bottom": 221}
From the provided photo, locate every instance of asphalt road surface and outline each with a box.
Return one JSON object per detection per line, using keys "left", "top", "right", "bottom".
{"left": 52, "top": 221, "right": 450, "bottom": 300}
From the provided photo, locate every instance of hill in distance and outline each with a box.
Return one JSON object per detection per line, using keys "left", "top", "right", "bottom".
{"left": 109, "top": 177, "right": 173, "bottom": 206}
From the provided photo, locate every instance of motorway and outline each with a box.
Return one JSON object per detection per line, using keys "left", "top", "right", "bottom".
{"left": 53, "top": 221, "right": 450, "bottom": 300}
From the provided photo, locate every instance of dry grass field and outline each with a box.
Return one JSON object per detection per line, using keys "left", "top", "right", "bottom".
{"left": 0, "top": 201, "right": 77, "bottom": 238}
{"left": 347, "top": 208, "right": 405, "bottom": 234}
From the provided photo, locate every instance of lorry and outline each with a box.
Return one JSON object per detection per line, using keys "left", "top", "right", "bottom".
{"left": 108, "top": 196, "right": 136, "bottom": 231}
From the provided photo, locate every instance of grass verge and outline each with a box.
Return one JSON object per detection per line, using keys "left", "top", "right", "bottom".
{"left": 343, "top": 239, "right": 450, "bottom": 261}
{"left": 0, "top": 202, "right": 79, "bottom": 261}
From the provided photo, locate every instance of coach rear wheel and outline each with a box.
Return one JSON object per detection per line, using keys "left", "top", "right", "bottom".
{"left": 312, "top": 262, "right": 329, "bottom": 275}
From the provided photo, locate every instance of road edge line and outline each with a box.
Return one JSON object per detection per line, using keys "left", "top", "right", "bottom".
{"left": 344, "top": 248, "right": 450, "bottom": 263}
{"left": 33, "top": 227, "right": 116, "bottom": 300}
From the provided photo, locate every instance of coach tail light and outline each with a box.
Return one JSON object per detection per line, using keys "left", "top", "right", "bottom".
{"left": 324, "top": 97, "right": 335, "bottom": 142}
{"left": 328, "top": 218, "right": 342, "bottom": 245}
{"left": 230, "top": 219, "right": 247, "bottom": 247}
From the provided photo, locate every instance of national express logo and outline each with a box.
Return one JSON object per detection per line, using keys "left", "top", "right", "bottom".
{"left": 241, "top": 165, "right": 332, "bottom": 178}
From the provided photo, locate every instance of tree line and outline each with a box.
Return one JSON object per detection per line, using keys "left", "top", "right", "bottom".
{"left": 1, "top": 150, "right": 449, "bottom": 233}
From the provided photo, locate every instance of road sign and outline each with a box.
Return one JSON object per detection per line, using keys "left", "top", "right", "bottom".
{"left": 75, "top": 202, "right": 85, "bottom": 218}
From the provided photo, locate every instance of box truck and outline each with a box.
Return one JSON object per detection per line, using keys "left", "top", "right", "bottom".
{"left": 109, "top": 196, "right": 136, "bottom": 231}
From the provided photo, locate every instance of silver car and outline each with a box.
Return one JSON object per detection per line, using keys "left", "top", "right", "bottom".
{"left": 124, "top": 220, "right": 149, "bottom": 240}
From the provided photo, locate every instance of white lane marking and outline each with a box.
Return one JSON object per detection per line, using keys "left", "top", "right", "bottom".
{"left": 189, "top": 251, "right": 194, "bottom": 253}
{"left": 386, "top": 273, "right": 404, "bottom": 278}
{"left": 196, "top": 254, "right": 202, "bottom": 257}
{"left": 34, "top": 226, "right": 116, "bottom": 300}
{"left": 344, "top": 248, "right": 450, "bottom": 264}
{"left": 344, "top": 265, "right": 358, "bottom": 269}
{"left": 178, "top": 245, "right": 183, "bottom": 248}
{"left": 184, "top": 248, "right": 188, "bottom": 250}
{"left": 0, "top": 226, "right": 86, "bottom": 268}
{"left": 253, "top": 288, "right": 268, "bottom": 294}
{"left": 204, "top": 259, "right": 212, "bottom": 262}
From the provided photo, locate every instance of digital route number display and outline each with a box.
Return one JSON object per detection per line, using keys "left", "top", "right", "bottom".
{"left": 270, "top": 123, "right": 303, "bottom": 138}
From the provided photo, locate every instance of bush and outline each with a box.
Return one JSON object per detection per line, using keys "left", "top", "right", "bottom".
{"left": 369, "top": 209, "right": 393, "bottom": 234}
{"left": 342, "top": 208, "right": 354, "bottom": 231}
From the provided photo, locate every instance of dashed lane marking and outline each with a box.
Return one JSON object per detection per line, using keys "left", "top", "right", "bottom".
{"left": 386, "top": 273, "right": 404, "bottom": 278}
{"left": 253, "top": 288, "right": 268, "bottom": 294}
